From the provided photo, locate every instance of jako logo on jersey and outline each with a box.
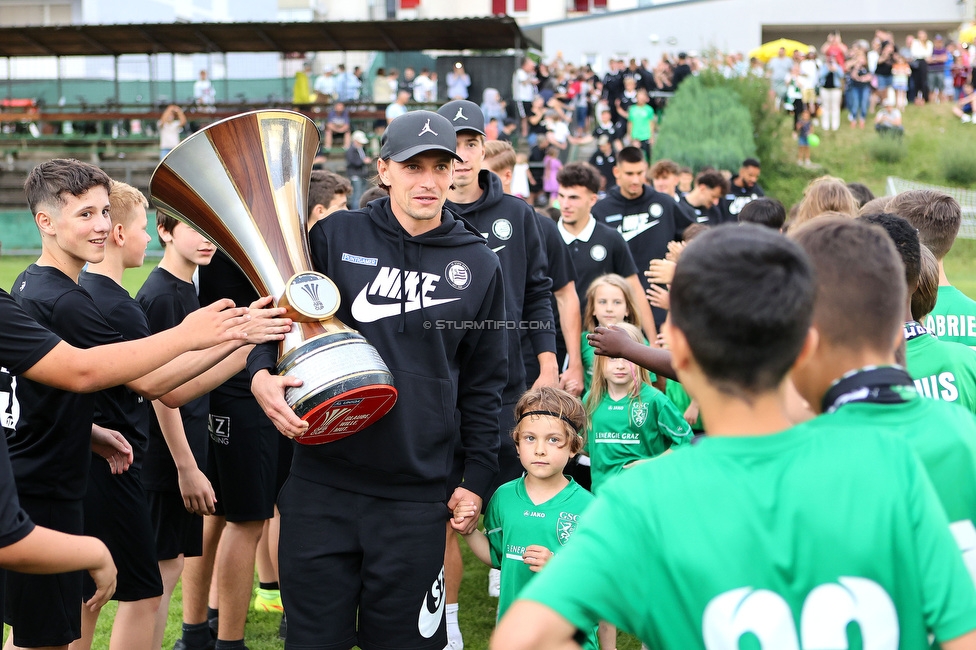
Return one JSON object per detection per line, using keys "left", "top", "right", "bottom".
{"left": 914, "top": 373, "right": 958, "bottom": 401}
{"left": 702, "top": 578, "right": 898, "bottom": 649}
{"left": 351, "top": 266, "right": 460, "bottom": 323}
{"left": 590, "top": 244, "right": 607, "bottom": 261}
{"left": 417, "top": 566, "right": 445, "bottom": 638}
{"left": 444, "top": 261, "right": 471, "bottom": 290}
{"left": 492, "top": 219, "right": 513, "bottom": 240}
{"left": 630, "top": 402, "right": 648, "bottom": 427}
{"left": 556, "top": 511, "right": 579, "bottom": 546}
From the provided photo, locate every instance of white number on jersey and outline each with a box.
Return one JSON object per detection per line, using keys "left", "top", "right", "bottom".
{"left": 950, "top": 520, "right": 976, "bottom": 587}
{"left": 703, "top": 577, "right": 898, "bottom": 649}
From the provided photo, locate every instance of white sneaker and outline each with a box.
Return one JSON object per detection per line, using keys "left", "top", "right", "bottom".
{"left": 962, "top": 114, "right": 972, "bottom": 123}
{"left": 488, "top": 568, "right": 501, "bottom": 598}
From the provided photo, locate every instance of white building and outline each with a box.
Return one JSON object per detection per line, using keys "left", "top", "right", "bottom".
{"left": 522, "top": 0, "right": 974, "bottom": 72}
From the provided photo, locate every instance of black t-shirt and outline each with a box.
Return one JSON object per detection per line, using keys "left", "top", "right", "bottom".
{"left": 589, "top": 150, "right": 617, "bottom": 193}
{"left": 136, "top": 267, "right": 210, "bottom": 493}
{"left": 198, "top": 250, "right": 257, "bottom": 399}
{"left": 9, "top": 265, "right": 124, "bottom": 500}
{"left": 677, "top": 195, "right": 722, "bottom": 226}
{"left": 0, "top": 289, "right": 58, "bottom": 546}
{"left": 78, "top": 272, "right": 153, "bottom": 470}
{"left": 560, "top": 219, "right": 639, "bottom": 311}
{"left": 720, "top": 176, "right": 765, "bottom": 222}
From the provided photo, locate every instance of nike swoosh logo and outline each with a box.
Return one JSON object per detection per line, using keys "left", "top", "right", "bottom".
{"left": 418, "top": 567, "right": 445, "bottom": 638}
{"left": 619, "top": 219, "right": 659, "bottom": 242}
{"left": 491, "top": 245, "right": 506, "bottom": 253}
{"left": 351, "top": 286, "right": 460, "bottom": 323}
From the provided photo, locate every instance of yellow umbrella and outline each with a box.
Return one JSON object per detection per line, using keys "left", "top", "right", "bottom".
{"left": 959, "top": 23, "right": 976, "bottom": 45}
{"left": 749, "top": 38, "right": 812, "bottom": 63}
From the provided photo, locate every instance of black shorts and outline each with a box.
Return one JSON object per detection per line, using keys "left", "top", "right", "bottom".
{"left": 147, "top": 489, "right": 203, "bottom": 561}
{"left": 517, "top": 100, "right": 532, "bottom": 119}
{"left": 4, "top": 496, "right": 84, "bottom": 647}
{"left": 278, "top": 476, "right": 448, "bottom": 650}
{"left": 208, "top": 391, "right": 279, "bottom": 522}
{"left": 82, "top": 460, "right": 163, "bottom": 602}
{"left": 276, "top": 433, "right": 294, "bottom": 495}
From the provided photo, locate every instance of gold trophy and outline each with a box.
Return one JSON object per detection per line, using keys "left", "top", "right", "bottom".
{"left": 150, "top": 110, "right": 397, "bottom": 444}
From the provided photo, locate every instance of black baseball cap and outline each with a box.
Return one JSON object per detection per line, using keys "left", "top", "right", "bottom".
{"left": 379, "top": 111, "right": 463, "bottom": 162}
{"left": 437, "top": 99, "right": 487, "bottom": 137}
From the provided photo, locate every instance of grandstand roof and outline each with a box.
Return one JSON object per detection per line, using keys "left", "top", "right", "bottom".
{"left": 0, "top": 17, "right": 536, "bottom": 57}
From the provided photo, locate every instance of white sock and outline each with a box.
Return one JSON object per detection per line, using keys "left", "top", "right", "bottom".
{"left": 446, "top": 603, "right": 462, "bottom": 649}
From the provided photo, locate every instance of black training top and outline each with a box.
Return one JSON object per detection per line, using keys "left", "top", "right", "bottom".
{"left": 198, "top": 250, "right": 256, "bottom": 400}
{"left": 9, "top": 265, "right": 124, "bottom": 500}
{"left": 136, "top": 267, "right": 210, "bottom": 493}
{"left": 79, "top": 272, "right": 153, "bottom": 471}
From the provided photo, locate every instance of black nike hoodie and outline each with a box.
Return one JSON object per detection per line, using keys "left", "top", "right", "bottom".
{"left": 248, "top": 198, "right": 507, "bottom": 502}
{"left": 446, "top": 170, "right": 555, "bottom": 402}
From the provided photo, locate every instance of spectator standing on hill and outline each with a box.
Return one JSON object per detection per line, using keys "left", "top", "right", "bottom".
{"left": 928, "top": 35, "right": 949, "bottom": 104}
{"left": 847, "top": 50, "right": 873, "bottom": 128}
{"left": 820, "top": 57, "right": 844, "bottom": 131}
{"left": 910, "top": 30, "right": 933, "bottom": 104}
{"left": 768, "top": 48, "right": 793, "bottom": 105}
{"left": 821, "top": 31, "right": 848, "bottom": 66}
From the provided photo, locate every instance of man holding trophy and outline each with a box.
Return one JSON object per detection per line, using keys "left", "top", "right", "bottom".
{"left": 248, "top": 110, "right": 508, "bottom": 649}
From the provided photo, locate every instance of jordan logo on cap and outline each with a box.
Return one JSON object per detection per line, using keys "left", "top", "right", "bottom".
{"left": 418, "top": 119, "right": 438, "bottom": 137}
{"left": 453, "top": 107, "right": 468, "bottom": 121}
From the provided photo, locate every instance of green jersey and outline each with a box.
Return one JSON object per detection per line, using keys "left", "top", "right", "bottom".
{"left": 905, "top": 322, "right": 976, "bottom": 415}
{"left": 810, "top": 367, "right": 976, "bottom": 593}
{"left": 581, "top": 332, "right": 655, "bottom": 396}
{"left": 628, "top": 104, "right": 655, "bottom": 141}
{"left": 484, "top": 476, "right": 598, "bottom": 649}
{"left": 924, "top": 285, "right": 976, "bottom": 349}
{"left": 519, "top": 422, "right": 976, "bottom": 648}
{"left": 665, "top": 379, "right": 704, "bottom": 432}
{"left": 585, "top": 382, "right": 692, "bottom": 493}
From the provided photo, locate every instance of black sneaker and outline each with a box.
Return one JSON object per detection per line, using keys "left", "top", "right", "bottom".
{"left": 278, "top": 613, "right": 287, "bottom": 641}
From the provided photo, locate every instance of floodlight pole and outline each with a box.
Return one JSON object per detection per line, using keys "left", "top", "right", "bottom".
{"left": 114, "top": 56, "right": 120, "bottom": 104}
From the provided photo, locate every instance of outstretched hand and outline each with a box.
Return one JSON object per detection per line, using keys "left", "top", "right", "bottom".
{"left": 183, "top": 299, "right": 250, "bottom": 349}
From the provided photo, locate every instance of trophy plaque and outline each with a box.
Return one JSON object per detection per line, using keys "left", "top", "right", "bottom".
{"left": 150, "top": 110, "right": 397, "bottom": 444}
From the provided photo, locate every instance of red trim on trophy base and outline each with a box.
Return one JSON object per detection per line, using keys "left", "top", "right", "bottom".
{"left": 297, "top": 384, "right": 399, "bottom": 445}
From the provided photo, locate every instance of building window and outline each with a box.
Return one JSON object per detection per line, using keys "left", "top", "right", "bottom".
{"left": 493, "top": 0, "right": 528, "bottom": 13}
{"left": 569, "top": 0, "right": 606, "bottom": 10}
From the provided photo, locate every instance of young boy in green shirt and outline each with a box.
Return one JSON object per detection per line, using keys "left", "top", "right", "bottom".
{"left": 492, "top": 224, "right": 976, "bottom": 649}
{"left": 790, "top": 216, "right": 976, "bottom": 590}
{"left": 626, "top": 89, "right": 655, "bottom": 162}
{"left": 453, "top": 387, "right": 598, "bottom": 649}
{"left": 860, "top": 212, "right": 976, "bottom": 416}
{"left": 888, "top": 189, "right": 976, "bottom": 348}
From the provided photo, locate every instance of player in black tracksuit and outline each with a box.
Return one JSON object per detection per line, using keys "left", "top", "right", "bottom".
{"left": 592, "top": 147, "right": 693, "bottom": 328}
{"left": 247, "top": 110, "right": 507, "bottom": 650}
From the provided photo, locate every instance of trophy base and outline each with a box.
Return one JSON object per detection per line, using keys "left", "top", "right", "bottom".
{"left": 278, "top": 330, "right": 398, "bottom": 445}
